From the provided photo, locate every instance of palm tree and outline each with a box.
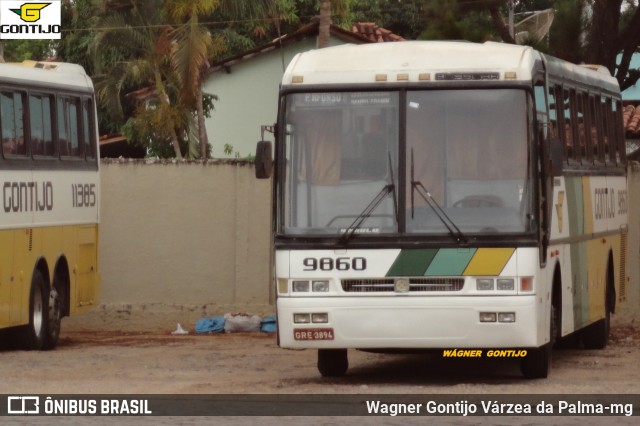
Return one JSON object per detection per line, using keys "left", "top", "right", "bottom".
{"left": 318, "top": 0, "right": 332, "bottom": 48}
{"left": 167, "top": 0, "right": 276, "bottom": 158}
{"left": 318, "top": 1, "right": 352, "bottom": 49}
{"left": 166, "top": 0, "right": 216, "bottom": 159}
{"left": 91, "top": 0, "right": 186, "bottom": 158}
{"left": 92, "top": 0, "right": 296, "bottom": 158}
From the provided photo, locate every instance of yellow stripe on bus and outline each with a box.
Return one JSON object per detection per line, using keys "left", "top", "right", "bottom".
{"left": 463, "top": 248, "right": 515, "bottom": 276}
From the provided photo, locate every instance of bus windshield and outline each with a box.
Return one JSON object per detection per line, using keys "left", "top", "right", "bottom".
{"left": 281, "top": 89, "right": 533, "bottom": 236}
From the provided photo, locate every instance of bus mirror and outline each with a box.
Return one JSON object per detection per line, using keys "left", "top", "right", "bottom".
{"left": 548, "top": 138, "right": 563, "bottom": 176}
{"left": 255, "top": 140, "right": 273, "bottom": 179}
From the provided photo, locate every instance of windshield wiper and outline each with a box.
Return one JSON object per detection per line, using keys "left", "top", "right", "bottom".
{"left": 410, "top": 148, "right": 467, "bottom": 243}
{"left": 340, "top": 153, "right": 397, "bottom": 245}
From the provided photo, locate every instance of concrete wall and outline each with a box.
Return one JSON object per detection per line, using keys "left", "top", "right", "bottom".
{"left": 73, "top": 159, "right": 273, "bottom": 331}
{"left": 622, "top": 162, "right": 640, "bottom": 323}
{"left": 70, "top": 159, "right": 640, "bottom": 331}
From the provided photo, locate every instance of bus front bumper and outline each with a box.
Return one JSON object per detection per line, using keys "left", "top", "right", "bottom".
{"left": 277, "top": 295, "right": 544, "bottom": 349}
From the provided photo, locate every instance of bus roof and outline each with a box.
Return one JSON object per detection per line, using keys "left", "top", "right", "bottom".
{"left": 0, "top": 60, "right": 93, "bottom": 92}
{"left": 282, "top": 40, "right": 619, "bottom": 93}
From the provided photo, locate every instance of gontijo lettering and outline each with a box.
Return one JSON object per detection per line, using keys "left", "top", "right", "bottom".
{"left": 3, "top": 181, "right": 53, "bottom": 212}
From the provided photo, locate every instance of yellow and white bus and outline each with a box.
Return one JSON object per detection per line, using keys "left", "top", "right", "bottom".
{"left": 255, "top": 41, "right": 628, "bottom": 379}
{"left": 0, "top": 61, "right": 100, "bottom": 350}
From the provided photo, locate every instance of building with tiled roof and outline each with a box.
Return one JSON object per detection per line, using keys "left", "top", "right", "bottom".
{"left": 625, "top": 104, "right": 640, "bottom": 161}
{"left": 202, "top": 21, "right": 403, "bottom": 158}
{"left": 351, "top": 22, "right": 406, "bottom": 43}
{"left": 623, "top": 104, "right": 640, "bottom": 135}
{"left": 621, "top": 52, "right": 640, "bottom": 160}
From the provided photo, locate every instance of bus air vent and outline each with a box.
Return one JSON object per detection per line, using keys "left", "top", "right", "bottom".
{"left": 341, "top": 278, "right": 464, "bottom": 292}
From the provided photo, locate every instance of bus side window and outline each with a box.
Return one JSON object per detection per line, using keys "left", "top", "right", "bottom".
{"left": 589, "top": 95, "right": 600, "bottom": 162}
{"left": 546, "top": 84, "right": 558, "bottom": 139}
{"left": 601, "top": 97, "right": 611, "bottom": 163}
{"left": 553, "top": 85, "right": 568, "bottom": 160}
{"left": 613, "top": 100, "right": 625, "bottom": 165}
{"left": 82, "top": 98, "right": 96, "bottom": 159}
{"left": 534, "top": 81, "right": 548, "bottom": 141}
{"left": 1, "top": 91, "right": 26, "bottom": 157}
{"left": 30, "top": 94, "right": 55, "bottom": 157}
{"left": 563, "top": 88, "right": 574, "bottom": 161}
{"left": 567, "top": 88, "right": 581, "bottom": 163}
{"left": 576, "top": 91, "right": 587, "bottom": 161}
{"left": 58, "top": 97, "right": 82, "bottom": 158}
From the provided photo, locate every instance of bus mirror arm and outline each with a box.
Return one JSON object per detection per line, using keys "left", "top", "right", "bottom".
{"left": 547, "top": 138, "right": 563, "bottom": 177}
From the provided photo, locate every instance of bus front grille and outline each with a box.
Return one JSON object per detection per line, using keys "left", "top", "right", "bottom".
{"left": 341, "top": 278, "right": 465, "bottom": 293}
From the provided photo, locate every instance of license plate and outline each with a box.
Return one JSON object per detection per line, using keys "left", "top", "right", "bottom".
{"left": 294, "top": 328, "right": 334, "bottom": 341}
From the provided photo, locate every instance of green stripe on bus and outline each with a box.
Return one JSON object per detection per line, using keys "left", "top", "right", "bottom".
{"left": 425, "top": 248, "right": 476, "bottom": 276}
{"left": 386, "top": 249, "right": 438, "bottom": 276}
{"left": 565, "top": 176, "right": 584, "bottom": 237}
{"left": 565, "top": 177, "right": 589, "bottom": 328}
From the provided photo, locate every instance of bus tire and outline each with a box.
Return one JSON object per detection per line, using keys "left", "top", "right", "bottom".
{"left": 521, "top": 305, "right": 555, "bottom": 379}
{"left": 23, "top": 270, "right": 48, "bottom": 350}
{"left": 42, "top": 287, "right": 61, "bottom": 350}
{"left": 317, "top": 349, "right": 348, "bottom": 377}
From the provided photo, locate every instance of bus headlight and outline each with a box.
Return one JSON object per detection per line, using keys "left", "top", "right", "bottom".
{"left": 479, "top": 312, "right": 497, "bottom": 322}
{"left": 311, "top": 313, "right": 329, "bottom": 323}
{"left": 477, "top": 279, "right": 494, "bottom": 290}
{"left": 294, "top": 313, "right": 311, "bottom": 323}
{"left": 292, "top": 280, "right": 310, "bottom": 292}
{"left": 498, "top": 312, "right": 516, "bottom": 323}
{"left": 497, "top": 278, "right": 515, "bottom": 291}
{"left": 312, "top": 280, "right": 330, "bottom": 292}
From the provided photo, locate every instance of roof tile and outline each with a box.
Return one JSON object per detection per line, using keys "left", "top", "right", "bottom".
{"left": 351, "top": 22, "right": 405, "bottom": 43}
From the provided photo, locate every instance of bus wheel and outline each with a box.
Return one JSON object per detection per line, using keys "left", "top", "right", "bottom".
{"left": 317, "top": 349, "right": 348, "bottom": 377}
{"left": 521, "top": 305, "right": 555, "bottom": 379}
{"left": 43, "top": 287, "right": 61, "bottom": 350}
{"left": 24, "top": 270, "right": 48, "bottom": 350}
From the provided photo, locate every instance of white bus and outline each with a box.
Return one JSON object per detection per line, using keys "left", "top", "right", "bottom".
{"left": 255, "top": 41, "right": 628, "bottom": 378}
{"left": 0, "top": 61, "right": 100, "bottom": 350}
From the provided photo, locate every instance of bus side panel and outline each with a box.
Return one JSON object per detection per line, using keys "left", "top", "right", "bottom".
{"left": 0, "top": 231, "right": 14, "bottom": 327}
{"left": 551, "top": 174, "right": 628, "bottom": 335}
{"left": 606, "top": 175, "right": 629, "bottom": 309}
{"left": 76, "top": 225, "right": 99, "bottom": 309}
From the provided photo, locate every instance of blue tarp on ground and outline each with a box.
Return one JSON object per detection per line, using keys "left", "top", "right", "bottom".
{"left": 195, "top": 316, "right": 225, "bottom": 334}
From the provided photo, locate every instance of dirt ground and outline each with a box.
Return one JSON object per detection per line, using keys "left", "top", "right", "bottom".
{"left": 1, "top": 316, "right": 639, "bottom": 395}
{"left": 1, "top": 315, "right": 639, "bottom": 426}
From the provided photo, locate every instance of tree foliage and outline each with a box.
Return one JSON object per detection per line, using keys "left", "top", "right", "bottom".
{"left": 4, "top": 0, "right": 638, "bottom": 158}
{"left": 436, "top": 0, "right": 640, "bottom": 91}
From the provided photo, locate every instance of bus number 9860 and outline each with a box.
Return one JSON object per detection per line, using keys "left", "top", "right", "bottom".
{"left": 303, "top": 257, "right": 367, "bottom": 271}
